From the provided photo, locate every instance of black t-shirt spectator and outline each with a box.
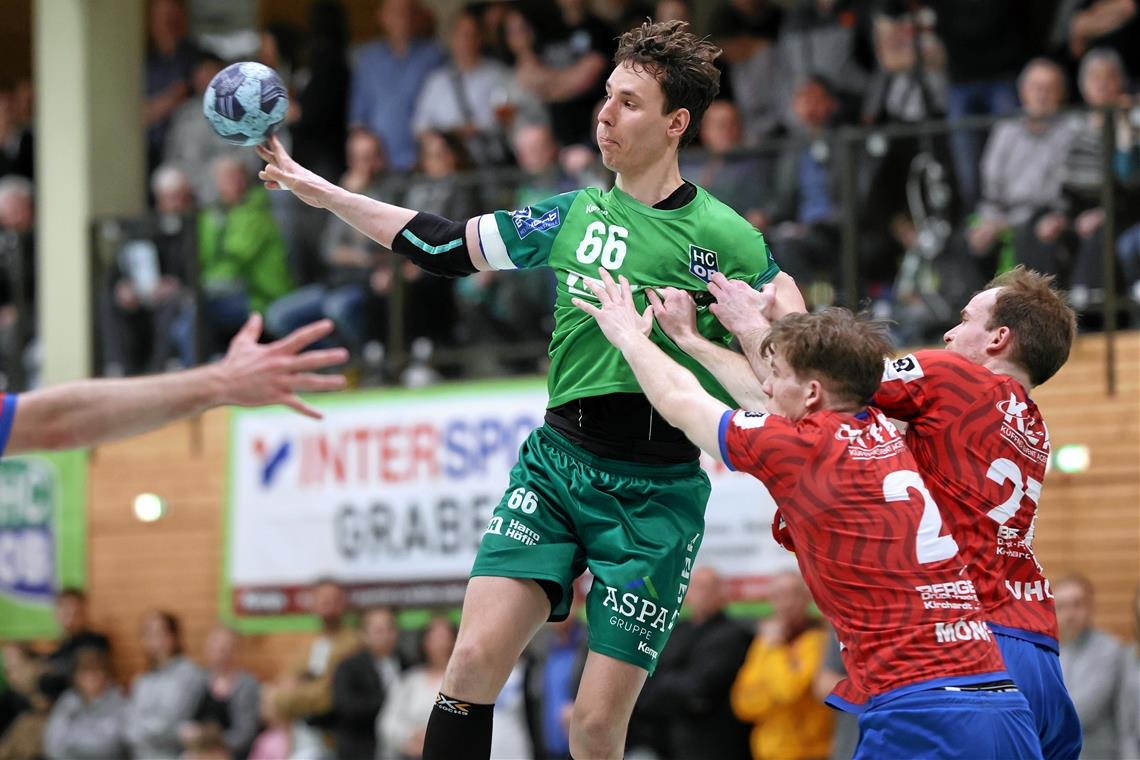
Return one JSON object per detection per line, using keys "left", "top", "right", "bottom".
{"left": 927, "top": 0, "right": 1033, "bottom": 83}
{"left": 46, "top": 631, "right": 111, "bottom": 680}
{"left": 537, "top": 14, "right": 617, "bottom": 146}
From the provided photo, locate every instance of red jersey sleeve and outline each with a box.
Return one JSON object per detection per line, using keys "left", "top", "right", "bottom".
{"left": 873, "top": 350, "right": 985, "bottom": 424}
{"left": 717, "top": 408, "right": 817, "bottom": 480}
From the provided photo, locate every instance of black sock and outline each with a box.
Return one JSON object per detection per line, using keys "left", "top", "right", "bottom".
{"left": 421, "top": 692, "right": 494, "bottom": 760}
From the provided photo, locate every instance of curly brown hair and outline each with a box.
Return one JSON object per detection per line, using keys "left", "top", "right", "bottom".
{"left": 984, "top": 267, "right": 1076, "bottom": 386}
{"left": 759, "top": 309, "right": 895, "bottom": 407}
{"left": 613, "top": 20, "right": 722, "bottom": 147}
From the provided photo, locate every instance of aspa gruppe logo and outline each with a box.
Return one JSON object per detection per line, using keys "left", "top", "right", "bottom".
{"left": 510, "top": 207, "right": 560, "bottom": 239}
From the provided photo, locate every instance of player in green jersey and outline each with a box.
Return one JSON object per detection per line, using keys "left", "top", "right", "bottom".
{"left": 258, "top": 19, "right": 803, "bottom": 760}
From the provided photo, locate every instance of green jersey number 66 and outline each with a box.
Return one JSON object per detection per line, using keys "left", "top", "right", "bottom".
{"left": 576, "top": 222, "right": 629, "bottom": 270}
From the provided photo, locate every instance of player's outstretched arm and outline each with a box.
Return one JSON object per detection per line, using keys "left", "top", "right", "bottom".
{"left": 4, "top": 315, "right": 346, "bottom": 454}
{"left": 649, "top": 287, "right": 768, "bottom": 412}
{"left": 256, "top": 135, "right": 491, "bottom": 274}
{"left": 574, "top": 269, "right": 730, "bottom": 462}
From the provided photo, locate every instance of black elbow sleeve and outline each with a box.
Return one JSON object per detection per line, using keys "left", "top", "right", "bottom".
{"left": 390, "top": 212, "right": 478, "bottom": 278}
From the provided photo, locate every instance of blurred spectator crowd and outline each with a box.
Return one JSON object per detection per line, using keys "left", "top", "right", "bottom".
{"left": 1, "top": 570, "right": 1137, "bottom": 759}
{"left": 3, "top": 0, "right": 1140, "bottom": 388}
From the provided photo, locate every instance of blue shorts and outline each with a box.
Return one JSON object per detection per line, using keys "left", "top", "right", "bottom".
{"left": 854, "top": 688, "right": 1043, "bottom": 760}
{"left": 996, "top": 632, "right": 1082, "bottom": 760}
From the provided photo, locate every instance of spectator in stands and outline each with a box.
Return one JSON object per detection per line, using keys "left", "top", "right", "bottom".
{"left": 43, "top": 647, "right": 127, "bottom": 760}
{"left": 331, "top": 606, "right": 402, "bottom": 760}
{"left": 526, "top": 592, "right": 586, "bottom": 760}
{"left": 812, "top": 627, "right": 859, "bottom": 760}
{"left": 708, "top": 0, "right": 785, "bottom": 143}
{"left": 172, "top": 156, "right": 293, "bottom": 364}
{"left": 1060, "top": 0, "right": 1140, "bottom": 82}
{"left": 632, "top": 566, "right": 753, "bottom": 760}
{"left": 165, "top": 52, "right": 261, "bottom": 208}
{"left": 0, "top": 647, "right": 62, "bottom": 760}
{"left": 967, "top": 58, "right": 1074, "bottom": 279}
{"left": 100, "top": 164, "right": 194, "bottom": 376}
{"left": 124, "top": 610, "right": 207, "bottom": 760}
{"left": 0, "top": 83, "right": 33, "bottom": 180}
{"left": 655, "top": 0, "right": 690, "bottom": 23}
{"left": 925, "top": 0, "right": 1031, "bottom": 208}
{"left": 0, "top": 175, "right": 35, "bottom": 387}
{"left": 413, "top": 8, "right": 541, "bottom": 167}
{"left": 755, "top": 77, "right": 844, "bottom": 301}
{"left": 350, "top": 0, "right": 445, "bottom": 172}
{"left": 731, "top": 571, "right": 834, "bottom": 760}
{"left": 681, "top": 100, "right": 772, "bottom": 225}
{"left": 377, "top": 616, "right": 456, "bottom": 760}
{"left": 46, "top": 588, "right": 111, "bottom": 682}
{"left": 863, "top": 1, "right": 947, "bottom": 124}
{"left": 514, "top": 124, "right": 577, "bottom": 205}
{"left": 144, "top": 0, "right": 199, "bottom": 175}
{"left": 511, "top": 0, "right": 615, "bottom": 147}
{"left": 777, "top": 0, "right": 875, "bottom": 125}
{"left": 1123, "top": 586, "right": 1140, "bottom": 758}
{"left": 1061, "top": 48, "right": 1140, "bottom": 308}
{"left": 0, "top": 645, "right": 39, "bottom": 745}
{"left": 180, "top": 626, "right": 261, "bottom": 760}
{"left": 270, "top": 579, "right": 361, "bottom": 729}
{"left": 266, "top": 129, "right": 397, "bottom": 353}
{"left": 1056, "top": 574, "right": 1134, "bottom": 760}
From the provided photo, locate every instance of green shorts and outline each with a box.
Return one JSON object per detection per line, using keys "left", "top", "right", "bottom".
{"left": 471, "top": 425, "right": 710, "bottom": 674}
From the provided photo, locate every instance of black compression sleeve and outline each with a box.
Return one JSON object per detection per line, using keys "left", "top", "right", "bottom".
{"left": 390, "top": 212, "right": 478, "bottom": 278}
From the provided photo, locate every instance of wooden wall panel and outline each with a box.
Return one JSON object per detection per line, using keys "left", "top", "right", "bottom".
{"left": 84, "top": 333, "right": 1140, "bottom": 684}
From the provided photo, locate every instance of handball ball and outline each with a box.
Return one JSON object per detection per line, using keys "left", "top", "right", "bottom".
{"left": 202, "top": 61, "right": 288, "bottom": 146}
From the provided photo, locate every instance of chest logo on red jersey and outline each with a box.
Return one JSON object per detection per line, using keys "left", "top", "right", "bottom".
{"left": 836, "top": 410, "right": 905, "bottom": 459}
{"left": 996, "top": 393, "right": 1050, "bottom": 463}
{"left": 688, "top": 244, "right": 720, "bottom": 283}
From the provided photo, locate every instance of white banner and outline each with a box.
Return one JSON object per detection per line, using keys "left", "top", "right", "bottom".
{"left": 227, "top": 380, "right": 794, "bottom": 616}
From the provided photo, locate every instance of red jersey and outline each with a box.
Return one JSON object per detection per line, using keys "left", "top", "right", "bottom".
{"left": 719, "top": 406, "right": 1008, "bottom": 710}
{"left": 873, "top": 350, "right": 1059, "bottom": 648}
{"left": 0, "top": 392, "right": 15, "bottom": 458}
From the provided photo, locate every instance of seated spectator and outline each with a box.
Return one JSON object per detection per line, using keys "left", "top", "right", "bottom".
{"left": 172, "top": 156, "right": 293, "bottom": 364}
{"left": 413, "top": 8, "right": 541, "bottom": 167}
{"left": 144, "top": 0, "right": 199, "bottom": 174}
{"left": 1060, "top": 48, "right": 1140, "bottom": 307}
{"left": 632, "top": 567, "right": 753, "bottom": 760}
{"left": 680, "top": 99, "right": 772, "bottom": 225}
{"left": 1056, "top": 574, "right": 1134, "bottom": 760}
{"left": 863, "top": 1, "right": 947, "bottom": 124}
{"left": 0, "top": 647, "right": 63, "bottom": 760}
{"left": 248, "top": 688, "right": 292, "bottom": 760}
{"left": 181, "top": 625, "right": 261, "bottom": 760}
{"left": 0, "top": 175, "right": 35, "bottom": 387}
{"left": 1063, "top": 0, "right": 1140, "bottom": 82}
{"left": 45, "top": 588, "right": 111, "bottom": 682}
{"left": 332, "top": 606, "right": 402, "bottom": 760}
{"left": 377, "top": 616, "right": 456, "bottom": 760}
{"left": 525, "top": 591, "right": 586, "bottom": 760}
{"left": 708, "top": 1, "right": 785, "bottom": 143}
{"left": 812, "top": 627, "right": 859, "bottom": 760}
{"left": 270, "top": 580, "right": 361, "bottom": 729}
{"left": 0, "top": 83, "right": 33, "bottom": 180}
{"left": 124, "top": 610, "right": 207, "bottom": 760}
{"left": 44, "top": 647, "right": 127, "bottom": 760}
{"left": 731, "top": 572, "right": 833, "bottom": 760}
{"left": 266, "top": 129, "right": 399, "bottom": 353}
{"left": 0, "top": 645, "right": 38, "bottom": 742}
{"left": 164, "top": 52, "right": 260, "bottom": 208}
{"left": 100, "top": 164, "right": 194, "bottom": 375}
{"left": 967, "top": 58, "right": 1074, "bottom": 280}
{"left": 350, "top": 0, "right": 445, "bottom": 172}
{"left": 510, "top": 0, "right": 615, "bottom": 147}
{"left": 514, "top": 124, "right": 577, "bottom": 205}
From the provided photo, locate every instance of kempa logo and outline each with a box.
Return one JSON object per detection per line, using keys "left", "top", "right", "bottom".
{"left": 584, "top": 203, "right": 608, "bottom": 215}
{"left": 434, "top": 694, "right": 471, "bottom": 715}
{"left": 637, "top": 640, "right": 659, "bottom": 659}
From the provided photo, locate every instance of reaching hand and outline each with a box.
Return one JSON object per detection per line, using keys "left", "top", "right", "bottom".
{"left": 216, "top": 314, "right": 348, "bottom": 419}
{"left": 707, "top": 272, "right": 773, "bottom": 337}
{"left": 648, "top": 287, "right": 698, "bottom": 344}
{"left": 256, "top": 135, "right": 333, "bottom": 209}
{"left": 572, "top": 268, "right": 653, "bottom": 351}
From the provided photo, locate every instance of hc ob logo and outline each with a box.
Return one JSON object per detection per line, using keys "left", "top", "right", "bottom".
{"left": 688, "top": 244, "right": 720, "bottom": 283}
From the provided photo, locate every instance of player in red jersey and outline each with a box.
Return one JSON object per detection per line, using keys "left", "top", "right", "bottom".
{"left": 684, "top": 267, "right": 1081, "bottom": 759}
{"left": 574, "top": 268, "right": 1042, "bottom": 760}
{"left": 0, "top": 315, "right": 345, "bottom": 459}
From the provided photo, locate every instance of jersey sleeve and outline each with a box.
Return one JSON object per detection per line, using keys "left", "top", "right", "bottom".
{"left": 872, "top": 349, "right": 966, "bottom": 422}
{"left": 474, "top": 190, "right": 581, "bottom": 271}
{"left": 717, "top": 408, "right": 812, "bottom": 480}
{"left": 747, "top": 231, "right": 781, "bottom": 290}
{"left": 0, "top": 393, "right": 17, "bottom": 458}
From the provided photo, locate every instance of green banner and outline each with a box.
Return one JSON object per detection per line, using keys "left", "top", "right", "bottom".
{"left": 0, "top": 450, "right": 87, "bottom": 639}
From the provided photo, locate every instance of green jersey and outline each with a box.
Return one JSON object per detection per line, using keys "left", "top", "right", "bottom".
{"left": 475, "top": 184, "right": 780, "bottom": 408}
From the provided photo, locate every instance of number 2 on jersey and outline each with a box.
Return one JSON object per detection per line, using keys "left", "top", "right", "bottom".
{"left": 576, "top": 222, "right": 629, "bottom": 270}
{"left": 883, "top": 470, "right": 960, "bottom": 564}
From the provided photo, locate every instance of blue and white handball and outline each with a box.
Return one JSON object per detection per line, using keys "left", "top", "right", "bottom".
{"left": 202, "top": 61, "right": 288, "bottom": 146}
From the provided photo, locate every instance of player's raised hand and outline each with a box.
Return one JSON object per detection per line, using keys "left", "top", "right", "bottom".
{"left": 216, "top": 314, "right": 349, "bottom": 419}
{"left": 707, "top": 272, "right": 773, "bottom": 337}
{"left": 572, "top": 268, "right": 653, "bottom": 350}
{"left": 648, "top": 287, "right": 698, "bottom": 343}
{"left": 256, "top": 135, "right": 333, "bottom": 209}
